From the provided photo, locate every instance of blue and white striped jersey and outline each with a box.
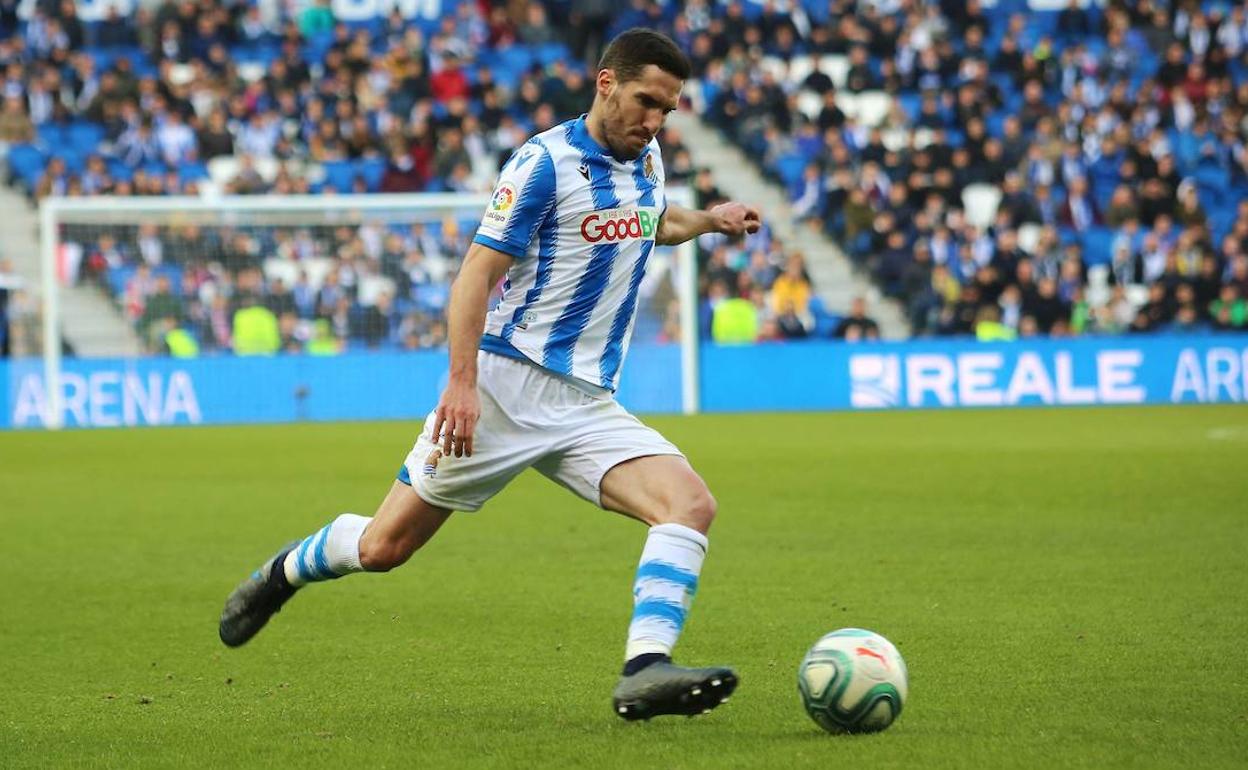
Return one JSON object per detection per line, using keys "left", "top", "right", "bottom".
{"left": 473, "top": 115, "right": 666, "bottom": 393}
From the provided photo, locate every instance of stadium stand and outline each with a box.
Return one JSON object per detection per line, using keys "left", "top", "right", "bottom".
{"left": 2, "top": 0, "right": 1247, "bottom": 355}
{"left": 696, "top": 0, "right": 1248, "bottom": 339}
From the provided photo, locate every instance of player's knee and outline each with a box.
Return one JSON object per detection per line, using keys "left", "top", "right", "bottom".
{"left": 358, "top": 531, "right": 417, "bottom": 572}
{"left": 686, "top": 487, "right": 718, "bottom": 532}
{"left": 657, "top": 486, "right": 716, "bottom": 533}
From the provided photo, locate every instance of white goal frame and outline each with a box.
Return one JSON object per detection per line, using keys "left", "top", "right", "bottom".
{"left": 38, "top": 189, "right": 699, "bottom": 429}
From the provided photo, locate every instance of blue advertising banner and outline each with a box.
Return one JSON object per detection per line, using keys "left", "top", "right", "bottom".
{"left": 701, "top": 334, "right": 1248, "bottom": 412}
{"left": 0, "top": 343, "right": 684, "bottom": 429}
{"left": 3, "top": 336, "right": 1246, "bottom": 429}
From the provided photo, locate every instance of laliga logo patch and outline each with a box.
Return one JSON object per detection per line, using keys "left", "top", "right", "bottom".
{"left": 643, "top": 154, "right": 656, "bottom": 182}
{"left": 484, "top": 182, "right": 517, "bottom": 226}
{"left": 491, "top": 182, "right": 516, "bottom": 212}
{"left": 580, "top": 207, "right": 659, "bottom": 243}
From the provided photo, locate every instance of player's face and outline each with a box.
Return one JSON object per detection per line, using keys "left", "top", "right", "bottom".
{"left": 599, "top": 65, "right": 682, "bottom": 160}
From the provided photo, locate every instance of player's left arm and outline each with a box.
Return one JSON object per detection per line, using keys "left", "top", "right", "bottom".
{"left": 655, "top": 202, "right": 762, "bottom": 246}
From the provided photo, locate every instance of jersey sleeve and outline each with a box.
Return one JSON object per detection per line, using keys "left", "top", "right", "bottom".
{"left": 473, "top": 141, "right": 557, "bottom": 259}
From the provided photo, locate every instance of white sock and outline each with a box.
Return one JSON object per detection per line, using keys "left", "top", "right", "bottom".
{"left": 625, "top": 523, "right": 709, "bottom": 661}
{"left": 283, "top": 513, "right": 370, "bottom": 587}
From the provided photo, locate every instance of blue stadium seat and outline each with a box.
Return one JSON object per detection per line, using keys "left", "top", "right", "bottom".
{"left": 774, "top": 154, "right": 807, "bottom": 190}
{"left": 55, "top": 149, "right": 88, "bottom": 175}
{"left": 412, "top": 284, "right": 449, "bottom": 313}
{"left": 808, "top": 296, "right": 839, "bottom": 337}
{"left": 321, "top": 160, "right": 355, "bottom": 191}
{"left": 535, "top": 42, "right": 572, "bottom": 68}
{"left": 1210, "top": 207, "right": 1236, "bottom": 243}
{"left": 232, "top": 43, "right": 280, "bottom": 65}
{"left": 177, "top": 161, "right": 209, "bottom": 183}
{"left": 355, "top": 157, "right": 386, "bottom": 192}
{"left": 897, "top": 93, "right": 921, "bottom": 123}
{"left": 1195, "top": 165, "right": 1229, "bottom": 197}
{"left": 7, "top": 144, "right": 46, "bottom": 187}
{"left": 496, "top": 46, "right": 534, "bottom": 76}
{"left": 107, "top": 160, "right": 134, "bottom": 181}
{"left": 1081, "top": 226, "right": 1115, "bottom": 267}
{"left": 67, "top": 121, "right": 105, "bottom": 150}
{"left": 37, "top": 124, "right": 67, "bottom": 147}
{"left": 986, "top": 112, "right": 1007, "bottom": 139}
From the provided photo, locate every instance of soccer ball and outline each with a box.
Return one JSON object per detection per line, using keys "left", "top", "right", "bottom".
{"left": 797, "top": 628, "right": 908, "bottom": 734}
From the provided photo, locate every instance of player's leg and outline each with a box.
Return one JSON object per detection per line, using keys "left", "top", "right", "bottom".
{"left": 219, "top": 352, "right": 542, "bottom": 648}
{"left": 597, "top": 454, "right": 736, "bottom": 718}
{"left": 600, "top": 455, "right": 716, "bottom": 668}
{"left": 219, "top": 480, "right": 451, "bottom": 647}
{"left": 535, "top": 403, "right": 735, "bottom": 719}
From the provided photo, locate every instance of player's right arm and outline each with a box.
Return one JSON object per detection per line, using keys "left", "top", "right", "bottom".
{"left": 434, "top": 140, "right": 556, "bottom": 458}
{"left": 432, "top": 242, "right": 513, "bottom": 459}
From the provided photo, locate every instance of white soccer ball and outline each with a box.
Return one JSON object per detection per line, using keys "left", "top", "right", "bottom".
{"left": 797, "top": 628, "right": 908, "bottom": 734}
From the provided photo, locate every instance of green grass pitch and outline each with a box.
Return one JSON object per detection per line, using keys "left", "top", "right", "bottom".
{"left": 2, "top": 405, "right": 1246, "bottom": 768}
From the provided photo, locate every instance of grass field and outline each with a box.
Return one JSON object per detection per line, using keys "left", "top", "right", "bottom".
{"left": 2, "top": 405, "right": 1247, "bottom": 768}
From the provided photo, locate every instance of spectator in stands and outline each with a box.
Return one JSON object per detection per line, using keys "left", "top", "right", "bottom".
{"left": 299, "top": 0, "right": 335, "bottom": 38}
{"left": 770, "top": 253, "right": 811, "bottom": 316}
{"left": 197, "top": 109, "right": 233, "bottom": 160}
{"left": 833, "top": 297, "right": 881, "bottom": 342}
{"left": 0, "top": 257, "right": 18, "bottom": 358}
{"left": 233, "top": 293, "right": 281, "bottom": 356}
{"left": 0, "top": 94, "right": 32, "bottom": 152}
{"left": 227, "top": 154, "right": 266, "bottom": 195}
{"left": 138, "top": 274, "right": 182, "bottom": 350}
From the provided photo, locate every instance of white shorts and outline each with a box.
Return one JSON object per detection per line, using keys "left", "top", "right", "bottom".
{"left": 399, "top": 351, "right": 683, "bottom": 512}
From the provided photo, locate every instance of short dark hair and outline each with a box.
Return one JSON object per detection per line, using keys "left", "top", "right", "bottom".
{"left": 598, "top": 28, "right": 691, "bottom": 83}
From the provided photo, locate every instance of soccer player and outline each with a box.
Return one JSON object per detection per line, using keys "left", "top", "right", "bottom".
{"left": 219, "top": 29, "right": 761, "bottom": 721}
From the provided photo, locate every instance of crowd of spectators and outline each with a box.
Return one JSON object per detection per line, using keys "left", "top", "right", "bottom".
{"left": 6, "top": 0, "right": 1248, "bottom": 356}
{"left": 698, "top": 0, "right": 1248, "bottom": 338}
{"left": 0, "top": 0, "right": 813, "bottom": 355}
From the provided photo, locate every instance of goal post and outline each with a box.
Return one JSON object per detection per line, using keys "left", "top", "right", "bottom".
{"left": 34, "top": 189, "right": 699, "bottom": 430}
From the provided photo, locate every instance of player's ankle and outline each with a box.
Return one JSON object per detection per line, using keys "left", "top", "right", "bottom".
{"left": 622, "top": 652, "right": 671, "bottom": 676}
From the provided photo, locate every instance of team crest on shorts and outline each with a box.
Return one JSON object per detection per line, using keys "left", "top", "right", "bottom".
{"left": 422, "top": 448, "right": 443, "bottom": 478}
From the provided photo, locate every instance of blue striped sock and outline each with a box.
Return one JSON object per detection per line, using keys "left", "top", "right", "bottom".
{"left": 282, "top": 513, "right": 371, "bottom": 587}
{"left": 625, "top": 523, "right": 708, "bottom": 661}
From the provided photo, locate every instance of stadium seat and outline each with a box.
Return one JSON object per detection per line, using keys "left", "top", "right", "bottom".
{"left": 795, "top": 91, "right": 822, "bottom": 121}
{"left": 1080, "top": 227, "right": 1116, "bottom": 267}
{"left": 7, "top": 144, "right": 46, "bottom": 187}
{"left": 37, "top": 124, "right": 67, "bottom": 148}
{"left": 961, "top": 184, "right": 1002, "bottom": 229}
{"left": 897, "top": 93, "right": 921, "bottom": 123}
{"left": 355, "top": 157, "right": 386, "bottom": 192}
{"left": 819, "top": 55, "right": 849, "bottom": 89}
{"left": 775, "top": 154, "right": 807, "bottom": 190}
{"left": 207, "top": 156, "right": 240, "bottom": 187}
{"left": 413, "top": 283, "right": 449, "bottom": 312}
{"left": 110, "top": 163, "right": 134, "bottom": 182}
{"left": 56, "top": 149, "right": 89, "bottom": 175}
{"left": 534, "top": 42, "right": 572, "bottom": 68}
{"left": 177, "top": 162, "right": 209, "bottom": 183}
{"left": 321, "top": 160, "right": 356, "bottom": 192}
{"left": 1017, "top": 223, "right": 1043, "bottom": 255}
{"left": 496, "top": 46, "right": 534, "bottom": 75}
{"left": 67, "top": 122, "right": 105, "bottom": 150}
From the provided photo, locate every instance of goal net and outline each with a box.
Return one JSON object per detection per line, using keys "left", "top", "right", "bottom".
{"left": 19, "top": 191, "right": 697, "bottom": 429}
